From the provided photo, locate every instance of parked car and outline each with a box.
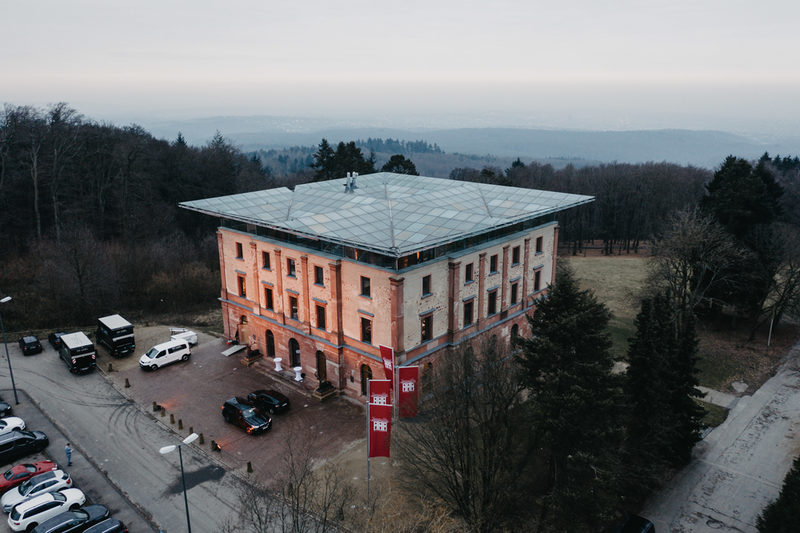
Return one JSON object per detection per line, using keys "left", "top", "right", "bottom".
{"left": 47, "top": 333, "right": 66, "bottom": 351}
{"left": 0, "top": 431, "right": 49, "bottom": 467}
{"left": 31, "top": 504, "right": 109, "bottom": 533}
{"left": 138, "top": 339, "right": 191, "bottom": 371}
{"left": 7, "top": 488, "right": 85, "bottom": 532}
{"left": 18, "top": 337, "right": 42, "bottom": 356}
{"left": 82, "top": 517, "right": 127, "bottom": 533}
{"left": 0, "top": 418, "right": 25, "bottom": 436}
{"left": 0, "top": 401, "right": 13, "bottom": 418}
{"left": 247, "top": 389, "right": 290, "bottom": 415}
{"left": 0, "top": 462, "right": 57, "bottom": 495}
{"left": 221, "top": 397, "right": 271, "bottom": 434}
{"left": 2, "top": 470, "right": 72, "bottom": 512}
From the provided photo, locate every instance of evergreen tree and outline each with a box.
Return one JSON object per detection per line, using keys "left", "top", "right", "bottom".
{"left": 668, "top": 311, "right": 704, "bottom": 465}
{"left": 380, "top": 154, "right": 419, "bottom": 175}
{"left": 758, "top": 455, "right": 800, "bottom": 532}
{"left": 516, "top": 262, "right": 623, "bottom": 531}
{"left": 310, "top": 138, "right": 336, "bottom": 182}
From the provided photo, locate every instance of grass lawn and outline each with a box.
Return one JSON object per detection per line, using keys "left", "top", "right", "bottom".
{"left": 697, "top": 399, "right": 729, "bottom": 429}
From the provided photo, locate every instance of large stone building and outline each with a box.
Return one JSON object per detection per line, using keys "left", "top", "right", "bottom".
{"left": 180, "top": 172, "right": 592, "bottom": 400}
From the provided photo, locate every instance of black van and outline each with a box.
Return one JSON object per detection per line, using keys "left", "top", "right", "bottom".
{"left": 59, "top": 332, "right": 96, "bottom": 374}
{"left": 96, "top": 315, "right": 135, "bottom": 357}
{"left": 0, "top": 430, "right": 49, "bottom": 466}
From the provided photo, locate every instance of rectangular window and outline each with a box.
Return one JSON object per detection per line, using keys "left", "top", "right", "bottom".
{"left": 237, "top": 275, "right": 246, "bottom": 297}
{"left": 316, "top": 305, "right": 326, "bottom": 330}
{"left": 289, "top": 296, "right": 298, "bottom": 320}
{"left": 361, "top": 317, "right": 372, "bottom": 344}
{"left": 534, "top": 270, "right": 542, "bottom": 292}
{"left": 287, "top": 258, "right": 296, "bottom": 277}
{"left": 262, "top": 251, "right": 271, "bottom": 269}
{"left": 463, "top": 300, "right": 474, "bottom": 326}
{"left": 421, "top": 315, "right": 433, "bottom": 342}
{"left": 314, "top": 266, "right": 324, "bottom": 285}
{"left": 465, "top": 263, "right": 474, "bottom": 283}
{"left": 536, "top": 236, "right": 543, "bottom": 254}
{"left": 361, "top": 276, "right": 371, "bottom": 297}
{"left": 265, "top": 287, "right": 273, "bottom": 310}
{"left": 235, "top": 242, "right": 243, "bottom": 259}
{"left": 512, "top": 246, "right": 520, "bottom": 265}
{"left": 511, "top": 282, "right": 518, "bottom": 305}
{"left": 488, "top": 290, "right": 497, "bottom": 316}
{"left": 422, "top": 274, "right": 431, "bottom": 296}
{"left": 490, "top": 254, "right": 498, "bottom": 273}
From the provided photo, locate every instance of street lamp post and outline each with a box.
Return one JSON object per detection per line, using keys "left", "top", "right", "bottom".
{"left": 0, "top": 296, "right": 18, "bottom": 405}
{"left": 159, "top": 432, "right": 199, "bottom": 533}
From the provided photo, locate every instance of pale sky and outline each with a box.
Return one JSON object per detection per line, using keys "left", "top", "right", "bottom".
{"left": 3, "top": 0, "right": 800, "bottom": 134}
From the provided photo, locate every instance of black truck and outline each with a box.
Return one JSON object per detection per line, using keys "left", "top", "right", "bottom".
{"left": 59, "top": 332, "right": 97, "bottom": 373}
{"left": 96, "top": 314, "right": 135, "bottom": 357}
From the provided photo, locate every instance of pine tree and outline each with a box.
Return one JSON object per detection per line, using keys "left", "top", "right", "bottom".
{"left": 516, "top": 262, "right": 623, "bottom": 530}
{"left": 310, "top": 138, "right": 336, "bottom": 182}
{"left": 758, "top": 456, "right": 800, "bottom": 532}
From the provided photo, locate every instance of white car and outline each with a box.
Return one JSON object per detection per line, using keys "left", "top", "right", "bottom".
{"left": 138, "top": 339, "right": 191, "bottom": 370}
{"left": 1, "top": 470, "right": 72, "bottom": 512}
{"left": 7, "top": 488, "right": 85, "bottom": 531}
{"left": 0, "top": 417, "right": 25, "bottom": 436}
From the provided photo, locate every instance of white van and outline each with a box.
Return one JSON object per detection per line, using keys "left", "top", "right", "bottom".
{"left": 139, "top": 339, "right": 191, "bottom": 370}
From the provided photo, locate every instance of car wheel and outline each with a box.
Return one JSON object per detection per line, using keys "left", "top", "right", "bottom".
{"left": 26, "top": 523, "right": 37, "bottom": 532}
{"left": 151, "top": 364, "right": 158, "bottom": 371}
{"left": 182, "top": 354, "right": 189, "bottom": 361}
{"left": 70, "top": 503, "right": 80, "bottom": 510}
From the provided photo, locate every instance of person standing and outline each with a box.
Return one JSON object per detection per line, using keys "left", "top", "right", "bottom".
{"left": 64, "top": 442, "right": 72, "bottom": 466}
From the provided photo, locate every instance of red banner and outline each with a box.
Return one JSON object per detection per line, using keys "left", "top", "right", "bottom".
{"left": 368, "top": 403, "right": 392, "bottom": 458}
{"left": 369, "top": 379, "right": 392, "bottom": 406}
{"left": 379, "top": 345, "right": 394, "bottom": 384}
{"left": 398, "top": 366, "right": 420, "bottom": 418}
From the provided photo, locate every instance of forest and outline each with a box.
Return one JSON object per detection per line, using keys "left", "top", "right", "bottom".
{"left": 1, "top": 103, "right": 799, "bottom": 336}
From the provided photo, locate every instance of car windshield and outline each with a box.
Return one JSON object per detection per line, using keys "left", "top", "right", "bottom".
{"left": 243, "top": 407, "right": 258, "bottom": 417}
{"left": 52, "top": 491, "right": 66, "bottom": 502}
{"left": 3, "top": 469, "right": 14, "bottom": 480}
{"left": 145, "top": 348, "right": 159, "bottom": 359}
{"left": 9, "top": 507, "right": 20, "bottom": 520}
{"left": 19, "top": 478, "right": 33, "bottom": 493}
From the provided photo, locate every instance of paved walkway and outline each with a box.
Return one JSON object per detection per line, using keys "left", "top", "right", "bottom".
{"left": 697, "top": 385, "right": 739, "bottom": 409}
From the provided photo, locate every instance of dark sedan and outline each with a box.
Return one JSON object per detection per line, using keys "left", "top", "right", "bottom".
{"left": 31, "top": 504, "right": 110, "bottom": 533}
{"left": 221, "top": 397, "right": 272, "bottom": 434}
{"left": 247, "top": 389, "right": 290, "bottom": 414}
{"left": 47, "top": 332, "right": 66, "bottom": 350}
{"left": 18, "top": 336, "right": 42, "bottom": 356}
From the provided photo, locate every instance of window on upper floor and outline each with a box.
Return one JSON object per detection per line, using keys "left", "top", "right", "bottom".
{"left": 237, "top": 275, "right": 246, "bottom": 297}
{"left": 490, "top": 254, "right": 498, "bottom": 274}
{"left": 534, "top": 270, "right": 542, "bottom": 292}
{"left": 512, "top": 246, "right": 520, "bottom": 265}
{"left": 287, "top": 258, "right": 296, "bottom": 277}
{"left": 421, "top": 314, "right": 433, "bottom": 342}
{"left": 536, "top": 236, "right": 543, "bottom": 254}
{"left": 235, "top": 242, "right": 243, "bottom": 259}
{"left": 422, "top": 274, "right": 431, "bottom": 297}
{"left": 510, "top": 282, "right": 518, "bottom": 305}
{"left": 361, "top": 276, "right": 371, "bottom": 297}
{"left": 316, "top": 305, "right": 326, "bottom": 330}
{"left": 262, "top": 251, "right": 271, "bottom": 270}
{"left": 314, "top": 266, "right": 324, "bottom": 286}
{"left": 487, "top": 289, "right": 497, "bottom": 316}
{"left": 465, "top": 263, "right": 474, "bottom": 283}
{"left": 361, "top": 317, "right": 372, "bottom": 344}
{"left": 264, "top": 287, "right": 274, "bottom": 310}
{"left": 463, "top": 300, "right": 474, "bottom": 327}
{"left": 289, "top": 296, "right": 298, "bottom": 320}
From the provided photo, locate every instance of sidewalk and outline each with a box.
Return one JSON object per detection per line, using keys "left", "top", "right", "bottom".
{"left": 697, "top": 385, "right": 739, "bottom": 409}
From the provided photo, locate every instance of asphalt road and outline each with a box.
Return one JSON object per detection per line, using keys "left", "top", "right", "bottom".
{"left": 644, "top": 340, "right": 800, "bottom": 532}
{"left": 0, "top": 339, "right": 246, "bottom": 533}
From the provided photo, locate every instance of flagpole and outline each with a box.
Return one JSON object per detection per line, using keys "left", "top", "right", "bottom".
{"left": 366, "top": 378, "right": 370, "bottom": 503}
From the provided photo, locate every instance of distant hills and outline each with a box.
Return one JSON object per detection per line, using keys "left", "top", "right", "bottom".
{"left": 138, "top": 115, "right": 800, "bottom": 170}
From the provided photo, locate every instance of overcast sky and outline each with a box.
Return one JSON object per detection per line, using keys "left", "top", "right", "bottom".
{"left": 3, "top": 0, "right": 800, "bottom": 134}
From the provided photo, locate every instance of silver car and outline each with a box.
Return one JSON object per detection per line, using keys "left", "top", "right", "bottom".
{"left": 1, "top": 470, "right": 72, "bottom": 513}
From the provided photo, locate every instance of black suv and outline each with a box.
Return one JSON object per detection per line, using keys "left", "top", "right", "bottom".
{"left": 0, "top": 431, "right": 48, "bottom": 466}
{"left": 31, "top": 504, "right": 110, "bottom": 533}
{"left": 247, "top": 389, "right": 290, "bottom": 415}
{"left": 18, "top": 336, "right": 43, "bottom": 356}
{"left": 221, "top": 397, "right": 271, "bottom": 434}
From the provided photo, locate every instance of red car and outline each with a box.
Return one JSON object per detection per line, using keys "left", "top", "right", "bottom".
{"left": 0, "top": 461, "right": 58, "bottom": 494}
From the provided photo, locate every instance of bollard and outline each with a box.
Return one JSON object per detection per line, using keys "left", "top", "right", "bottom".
{"left": 161, "top": 408, "right": 166, "bottom": 417}
{"left": 170, "top": 413, "right": 175, "bottom": 424}
{"left": 189, "top": 426, "right": 193, "bottom": 434}
{"left": 247, "top": 461, "right": 253, "bottom": 473}
{"left": 107, "top": 363, "right": 113, "bottom": 372}
{"left": 124, "top": 378, "right": 130, "bottom": 388}
{"left": 178, "top": 419, "right": 183, "bottom": 430}
{"left": 199, "top": 433, "right": 205, "bottom": 445}
{"left": 211, "top": 440, "right": 220, "bottom": 452}
{"left": 152, "top": 401, "right": 157, "bottom": 411}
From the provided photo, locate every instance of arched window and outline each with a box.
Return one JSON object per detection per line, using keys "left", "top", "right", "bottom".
{"left": 289, "top": 338, "right": 300, "bottom": 367}
{"left": 266, "top": 330, "right": 275, "bottom": 358}
{"left": 360, "top": 364, "right": 373, "bottom": 396}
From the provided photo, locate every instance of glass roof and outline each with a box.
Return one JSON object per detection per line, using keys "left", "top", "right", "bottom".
{"left": 180, "top": 173, "right": 593, "bottom": 256}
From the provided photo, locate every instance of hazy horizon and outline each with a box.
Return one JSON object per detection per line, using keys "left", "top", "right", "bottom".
{"left": 4, "top": 1, "right": 800, "bottom": 138}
